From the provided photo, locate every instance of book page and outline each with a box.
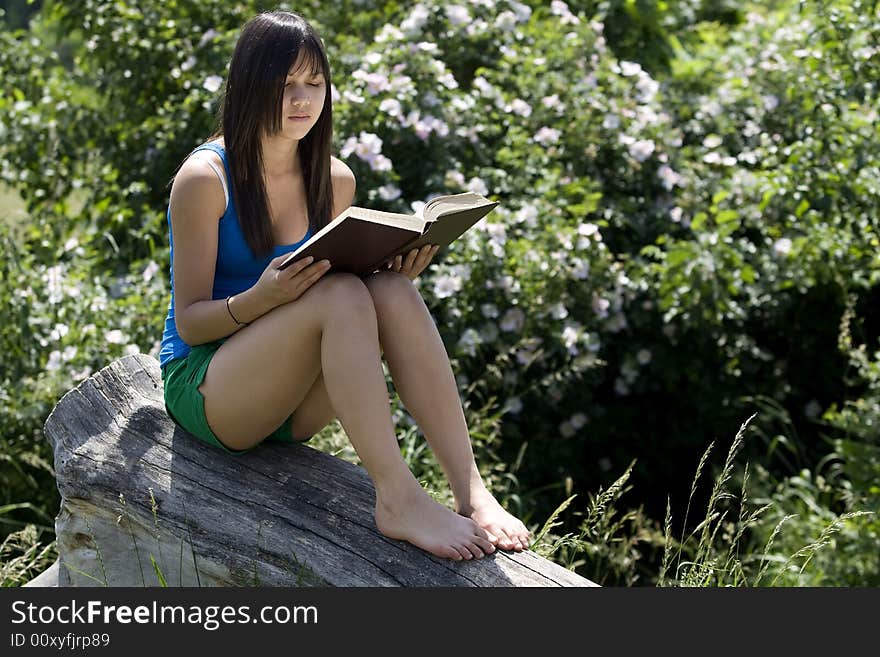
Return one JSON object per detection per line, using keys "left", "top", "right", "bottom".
{"left": 424, "top": 192, "right": 494, "bottom": 223}
{"left": 349, "top": 207, "right": 425, "bottom": 231}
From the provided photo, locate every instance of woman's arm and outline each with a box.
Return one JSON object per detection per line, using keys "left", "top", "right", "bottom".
{"left": 169, "top": 156, "right": 273, "bottom": 345}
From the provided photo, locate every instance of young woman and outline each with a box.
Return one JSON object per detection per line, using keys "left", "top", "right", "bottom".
{"left": 159, "top": 10, "right": 530, "bottom": 561}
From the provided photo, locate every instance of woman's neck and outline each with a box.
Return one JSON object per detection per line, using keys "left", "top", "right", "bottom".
{"left": 261, "top": 135, "right": 301, "bottom": 178}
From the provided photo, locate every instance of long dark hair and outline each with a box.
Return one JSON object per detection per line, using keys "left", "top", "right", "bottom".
{"left": 210, "top": 11, "right": 334, "bottom": 258}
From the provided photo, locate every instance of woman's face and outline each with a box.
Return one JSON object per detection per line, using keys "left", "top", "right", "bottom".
{"left": 279, "top": 52, "right": 326, "bottom": 140}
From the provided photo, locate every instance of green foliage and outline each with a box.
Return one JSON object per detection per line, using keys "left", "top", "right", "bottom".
{"left": 1, "top": 0, "right": 878, "bottom": 585}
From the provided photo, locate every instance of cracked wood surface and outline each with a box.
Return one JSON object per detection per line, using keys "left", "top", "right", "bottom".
{"left": 40, "top": 354, "right": 598, "bottom": 587}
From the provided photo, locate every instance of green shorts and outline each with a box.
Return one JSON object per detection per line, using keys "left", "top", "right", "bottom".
{"left": 161, "top": 338, "right": 310, "bottom": 455}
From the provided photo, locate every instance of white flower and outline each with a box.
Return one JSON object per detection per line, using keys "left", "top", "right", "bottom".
{"left": 571, "top": 258, "right": 590, "bottom": 280}
{"left": 614, "top": 377, "right": 630, "bottom": 396}
{"left": 515, "top": 205, "right": 538, "bottom": 227}
{"left": 533, "top": 127, "right": 560, "bottom": 145}
{"left": 63, "top": 346, "right": 78, "bottom": 362}
{"left": 64, "top": 237, "right": 79, "bottom": 252}
{"left": 142, "top": 260, "right": 160, "bottom": 283}
{"left": 105, "top": 329, "right": 127, "bottom": 344}
{"left": 124, "top": 344, "right": 141, "bottom": 356}
{"left": 637, "top": 349, "right": 652, "bottom": 365}
{"left": 446, "top": 5, "right": 470, "bottom": 25}
{"left": 592, "top": 295, "right": 610, "bottom": 319}
{"left": 550, "top": 302, "right": 569, "bottom": 320}
{"left": 670, "top": 207, "right": 683, "bottom": 223}
{"left": 202, "top": 75, "right": 223, "bottom": 93}
{"left": 500, "top": 308, "right": 526, "bottom": 332}
{"left": 559, "top": 421, "right": 576, "bottom": 438}
{"left": 620, "top": 61, "right": 642, "bottom": 76}
{"left": 507, "top": 98, "right": 532, "bottom": 117}
{"left": 562, "top": 325, "right": 579, "bottom": 354}
{"left": 703, "top": 134, "right": 723, "bottom": 149}
{"left": 551, "top": 0, "right": 580, "bottom": 24}
{"left": 603, "top": 114, "right": 620, "bottom": 130}
{"left": 378, "top": 184, "right": 401, "bottom": 201}
{"left": 445, "top": 170, "right": 466, "bottom": 188}
{"left": 495, "top": 11, "right": 517, "bottom": 31}
{"left": 401, "top": 4, "right": 430, "bottom": 33}
{"left": 578, "top": 222, "right": 599, "bottom": 237}
{"left": 466, "top": 177, "right": 489, "bottom": 196}
{"left": 773, "top": 237, "right": 792, "bottom": 257}
{"left": 47, "top": 350, "right": 62, "bottom": 371}
{"left": 433, "top": 273, "right": 463, "bottom": 299}
{"left": 658, "top": 164, "right": 682, "bottom": 191}
{"left": 763, "top": 94, "right": 779, "bottom": 111}
{"left": 379, "top": 98, "right": 402, "bottom": 118}
{"left": 628, "top": 139, "right": 655, "bottom": 162}
{"left": 481, "top": 303, "right": 499, "bottom": 318}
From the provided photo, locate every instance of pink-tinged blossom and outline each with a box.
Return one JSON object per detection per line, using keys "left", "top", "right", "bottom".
{"left": 533, "top": 127, "right": 560, "bottom": 145}
{"left": 657, "top": 164, "right": 682, "bottom": 190}
{"left": 542, "top": 94, "right": 563, "bottom": 111}
{"left": 352, "top": 69, "right": 391, "bottom": 95}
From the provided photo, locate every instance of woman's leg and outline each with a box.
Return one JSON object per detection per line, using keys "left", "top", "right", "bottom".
{"left": 363, "top": 270, "right": 531, "bottom": 551}
{"left": 197, "top": 273, "right": 495, "bottom": 560}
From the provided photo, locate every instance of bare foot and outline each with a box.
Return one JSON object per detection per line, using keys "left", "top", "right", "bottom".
{"left": 375, "top": 487, "right": 496, "bottom": 561}
{"left": 458, "top": 489, "right": 531, "bottom": 552}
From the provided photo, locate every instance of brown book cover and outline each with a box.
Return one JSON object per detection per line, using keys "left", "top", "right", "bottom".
{"left": 276, "top": 192, "right": 499, "bottom": 277}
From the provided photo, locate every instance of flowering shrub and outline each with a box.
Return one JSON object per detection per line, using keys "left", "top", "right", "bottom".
{"left": 1, "top": 0, "right": 878, "bottom": 581}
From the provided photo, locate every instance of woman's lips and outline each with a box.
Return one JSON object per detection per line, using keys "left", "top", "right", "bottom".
{"left": 288, "top": 115, "right": 310, "bottom": 121}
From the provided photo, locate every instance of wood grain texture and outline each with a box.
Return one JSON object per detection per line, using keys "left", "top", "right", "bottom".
{"left": 40, "top": 354, "right": 598, "bottom": 587}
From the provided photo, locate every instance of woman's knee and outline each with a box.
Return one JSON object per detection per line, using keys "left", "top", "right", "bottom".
{"left": 364, "top": 270, "right": 419, "bottom": 311}
{"left": 308, "top": 272, "right": 377, "bottom": 323}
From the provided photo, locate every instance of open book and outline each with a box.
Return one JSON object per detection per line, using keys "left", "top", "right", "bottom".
{"left": 276, "top": 192, "right": 499, "bottom": 276}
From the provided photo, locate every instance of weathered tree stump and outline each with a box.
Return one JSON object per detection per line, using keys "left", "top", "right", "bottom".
{"left": 36, "top": 354, "right": 597, "bottom": 587}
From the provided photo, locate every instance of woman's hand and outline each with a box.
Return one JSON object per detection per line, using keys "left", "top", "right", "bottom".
{"left": 386, "top": 244, "right": 440, "bottom": 280}
{"left": 256, "top": 254, "right": 332, "bottom": 307}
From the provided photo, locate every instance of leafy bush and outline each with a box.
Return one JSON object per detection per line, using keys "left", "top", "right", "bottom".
{"left": 1, "top": 0, "right": 877, "bottom": 584}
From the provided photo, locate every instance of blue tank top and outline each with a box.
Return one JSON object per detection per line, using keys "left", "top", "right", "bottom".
{"left": 159, "top": 141, "right": 313, "bottom": 367}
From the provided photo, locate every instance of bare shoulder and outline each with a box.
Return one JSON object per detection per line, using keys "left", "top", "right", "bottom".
{"left": 330, "top": 156, "right": 356, "bottom": 212}
{"left": 169, "top": 150, "right": 227, "bottom": 223}
{"left": 171, "top": 151, "right": 226, "bottom": 217}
